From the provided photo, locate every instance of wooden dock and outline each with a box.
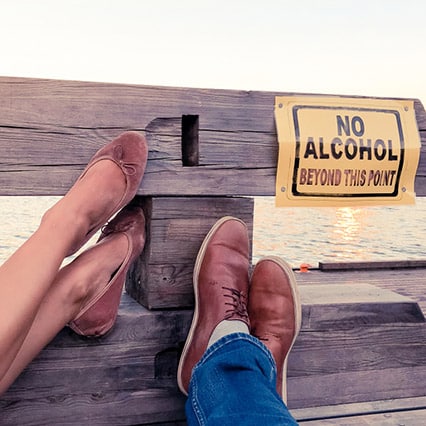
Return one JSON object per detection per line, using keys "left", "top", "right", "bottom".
{"left": 0, "top": 76, "right": 425, "bottom": 425}
{"left": 293, "top": 264, "right": 426, "bottom": 424}
{"left": 2, "top": 266, "right": 424, "bottom": 425}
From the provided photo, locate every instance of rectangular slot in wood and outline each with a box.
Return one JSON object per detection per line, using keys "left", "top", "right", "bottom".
{"left": 181, "top": 114, "right": 199, "bottom": 166}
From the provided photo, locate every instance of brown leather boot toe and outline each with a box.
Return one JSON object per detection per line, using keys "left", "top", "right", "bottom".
{"left": 248, "top": 256, "right": 302, "bottom": 403}
{"left": 177, "top": 216, "right": 250, "bottom": 395}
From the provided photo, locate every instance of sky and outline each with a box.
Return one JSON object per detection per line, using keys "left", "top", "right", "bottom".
{"left": 1, "top": 0, "right": 425, "bottom": 105}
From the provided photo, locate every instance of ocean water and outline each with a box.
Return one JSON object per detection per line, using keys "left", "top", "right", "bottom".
{"left": 0, "top": 196, "right": 425, "bottom": 268}
{"left": 254, "top": 197, "right": 426, "bottom": 267}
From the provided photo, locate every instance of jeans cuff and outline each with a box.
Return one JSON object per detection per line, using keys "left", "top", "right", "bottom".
{"left": 196, "top": 332, "right": 277, "bottom": 372}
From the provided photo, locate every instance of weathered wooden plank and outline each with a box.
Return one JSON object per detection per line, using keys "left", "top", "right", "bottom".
{"left": 1, "top": 77, "right": 424, "bottom": 131}
{"left": 126, "top": 196, "right": 254, "bottom": 309}
{"left": 289, "top": 323, "right": 426, "bottom": 377}
{"left": 0, "top": 77, "right": 279, "bottom": 131}
{"left": 0, "top": 76, "right": 424, "bottom": 196}
{"left": 289, "top": 285, "right": 426, "bottom": 410}
{"left": 0, "top": 294, "right": 191, "bottom": 425}
{"left": 415, "top": 175, "right": 426, "bottom": 195}
{"left": 2, "top": 287, "right": 425, "bottom": 423}
{"left": 418, "top": 130, "right": 426, "bottom": 174}
{"left": 144, "top": 422, "right": 187, "bottom": 426}
{"left": 300, "top": 284, "right": 424, "bottom": 329}
{"left": 298, "top": 408, "right": 426, "bottom": 425}
{"left": 292, "top": 396, "right": 426, "bottom": 422}
{"left": 295, "top": 267, "right": 426, "bottom": 316}
{"left": 146, "top": 118, "right": 277, "bottom": 167}
{"left": 319, "top": 259, "right": 426, "bottom": 270}
{"left": 1, "top": 387, "right": 187, "bottom": 426}
{"left": 289, "top": 364, "right": 426, "bottom": 409}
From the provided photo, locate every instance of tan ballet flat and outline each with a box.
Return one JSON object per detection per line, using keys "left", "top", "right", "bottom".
{"left": 68, "top": 204, "right": 146, "bottom": 337}
{"left": 67, "top": 131, "right": 148, "bottom": 256}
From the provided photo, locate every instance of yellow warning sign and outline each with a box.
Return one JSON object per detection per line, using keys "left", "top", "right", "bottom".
{"left": 275, "top": 96, "right": 421, "bottom": 207}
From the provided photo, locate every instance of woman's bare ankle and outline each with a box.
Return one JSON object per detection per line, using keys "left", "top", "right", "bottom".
{"left": 39, "top": 158, "right": 126, "bottom": 254}
{"left": 65, "top": 160, "right": 126, "bottom": 225}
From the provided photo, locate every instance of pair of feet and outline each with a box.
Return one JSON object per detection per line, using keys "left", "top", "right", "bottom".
{"left": 51, "top": 132, "right": 148, "bottom": 337}
{"left": 52, "top": 132, "right": 301, "bottom": 399}
{"left": 177, "top": 217, "right": 302, "bottom": 402}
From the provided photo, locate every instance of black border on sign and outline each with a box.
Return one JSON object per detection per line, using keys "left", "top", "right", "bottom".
{"left": 291, "top": 105, "right": 405, "bottom": 198}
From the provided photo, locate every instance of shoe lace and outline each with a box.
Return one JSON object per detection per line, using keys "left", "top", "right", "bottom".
{"left": 222, "top": 286, "right": 249, "bottom": 322}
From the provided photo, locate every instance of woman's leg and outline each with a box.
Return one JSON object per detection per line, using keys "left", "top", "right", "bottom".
{"left": 0, "top": 231, "right": 128, "bottom": 395}
{"left": 0, "top": 159, "right": 126, "bottom": 380}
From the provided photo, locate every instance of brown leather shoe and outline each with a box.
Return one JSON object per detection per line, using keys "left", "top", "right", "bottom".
{"left": 248, "top": 256, "right": 301, "bottom": 403}
{"left": 177, "top": 216, "right": 251, "bottom": 395}
{"left": 67, "top": 131, "right": 148, "bottom": 256}
{"left": 68, "top": 204, "right": 146, "bottom": 337}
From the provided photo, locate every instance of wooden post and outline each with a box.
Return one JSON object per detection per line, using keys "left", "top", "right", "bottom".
{"left": 126, "top": 196, "right": 254, "bottom": 309}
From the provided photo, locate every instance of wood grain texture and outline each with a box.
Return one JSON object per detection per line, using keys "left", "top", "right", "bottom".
{"left": 298, "top": 408, "right": 426, "bottom": 425}
{"left": 0, "top": 76, "right": 424, "bottom": 196}
{"left": 1, "top": 282, "right": 425, "bottom": 424}
{"left": 126, "top": 196, "right": 254, "bottom": 309}
{"left": 296, "top": 267, "right": 426, "bottom": 316}
{"left": 300, "top": 283, "right": 424, "bottom": 329}
{"left": 0, "top": 294, "right": 191, "bottom": 425}
{"left": 1, "top": 283, "right": 424, "bottom": 424}
{"left": 319, "top": 259, "right": 426, "bottom": 270}
{"left": 293, "top": 396, "right": 426, "bottom": 422}
{"left": 287, "top": 289, "right": 426, "bottom": 410}
{"left": 288, "top": 323, "right": 426, "bottom": 409}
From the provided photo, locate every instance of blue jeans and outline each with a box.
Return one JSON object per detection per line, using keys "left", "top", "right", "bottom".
{"left": 186, "top": 333, "right": 298, "bottom": 425}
